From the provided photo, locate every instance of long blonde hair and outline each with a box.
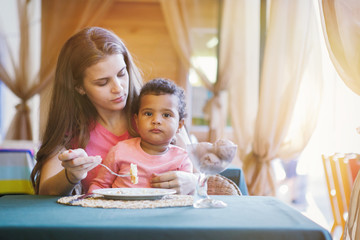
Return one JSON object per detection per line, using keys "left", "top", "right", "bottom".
{"left": 31, "top": 27, "right": 143, "bottom": 193}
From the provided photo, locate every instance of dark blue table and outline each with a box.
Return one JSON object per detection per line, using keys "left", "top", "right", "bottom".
{"left": 0, "top": 195, "right": 331, "bottom": 240}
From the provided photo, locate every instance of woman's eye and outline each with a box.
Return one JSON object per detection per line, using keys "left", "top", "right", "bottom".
{"left": 96, "top": 80, "right": 108, "bottom": 86}
{"left": 117, "top": 70, "right": 126, "bottom": 77}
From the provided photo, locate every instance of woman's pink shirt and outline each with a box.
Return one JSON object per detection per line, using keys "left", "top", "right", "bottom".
{"left": 81, "top": 122, "right": 131, "bottom": 193}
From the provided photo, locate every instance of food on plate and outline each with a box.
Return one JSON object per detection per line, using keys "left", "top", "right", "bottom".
{"left": 130, "top": 163, "right": 138, "bottom": 184}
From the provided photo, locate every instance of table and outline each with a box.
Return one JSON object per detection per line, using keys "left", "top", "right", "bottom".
{"left": 0, "top": 195, "right": 332, "bottom": 240}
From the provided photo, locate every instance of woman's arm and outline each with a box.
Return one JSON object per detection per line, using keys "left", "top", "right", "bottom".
{"left": 39, "top": 148, "right": 101, "bottom": 195}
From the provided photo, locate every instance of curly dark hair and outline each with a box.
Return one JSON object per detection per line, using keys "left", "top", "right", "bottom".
{"left": 133, "top": 78, "right": 187, "bottom": 120}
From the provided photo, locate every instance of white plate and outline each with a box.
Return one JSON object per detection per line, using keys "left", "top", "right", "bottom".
{"left": 92, "top": 188, "right": 176, "bottom": 200}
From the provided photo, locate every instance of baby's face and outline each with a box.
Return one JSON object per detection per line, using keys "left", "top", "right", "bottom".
{"left": 135, "top": 94, "right": 182, "bottom": 148}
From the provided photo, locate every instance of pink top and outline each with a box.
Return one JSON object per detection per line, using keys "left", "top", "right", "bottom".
{"left": 80, "top": 123, "right": 131, "bottom": 193}
{"left": 88, "top": 137, "right": 193, "bottom": 192}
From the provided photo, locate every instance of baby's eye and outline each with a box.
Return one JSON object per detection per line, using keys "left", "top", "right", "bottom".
{"left": 144, "top": 112, "right": 152, "bottom": 116}
{"left": 163, "top": 113, "right": 171, "bottom": 118}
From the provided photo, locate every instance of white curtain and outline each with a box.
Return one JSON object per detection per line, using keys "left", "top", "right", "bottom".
{"left": 161, "top": 0, "right": 323, "bottom": 196}
{"left": 39, "top": 0, "right": 113, "bottom": 136}
{"left": 241, "top": 0, "right": 323, "bottom": 195}
{"left": 160, "top": 0, "right": 213, "bottom": 89}
{"left": 204, "top": 0, "right": 259, "bottom": 143}
{"left": 0, "top": 0, "right": 37, "bottom": 140}
{"left": 0, "top": 0, "right": 114, "bottom": 140}
{"left": 224, "top": 0, "right": 260, "bottom": 166}
{"left": 319, "top": 0, "right": 360, "bottom": 239}
{"left": 161, "top": 0, "right": 231, "bottom": 142}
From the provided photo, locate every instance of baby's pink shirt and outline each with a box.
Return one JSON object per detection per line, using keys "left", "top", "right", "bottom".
{"left": 80, "top": 123, "right": 131, "bottom": 193}
{"left": 88, "top": 137, "right": 193, "bottom": 192}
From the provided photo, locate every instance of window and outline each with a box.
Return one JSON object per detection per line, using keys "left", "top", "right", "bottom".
{"left": 187, "top": 0, "right": 220, "bottom": 128}
{"left": 189, "top": 56, "right": 217, "bottom": 126}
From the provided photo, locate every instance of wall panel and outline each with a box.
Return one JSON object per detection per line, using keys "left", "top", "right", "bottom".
{"left": 98, "top": 1, "right": 183, "bottom": 85}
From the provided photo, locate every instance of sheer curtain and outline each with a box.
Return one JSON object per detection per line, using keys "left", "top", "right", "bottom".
{"left": 242, "top": 0, "right": 323, "bottom": 196}
{"left": 39, "top": 0, "right": 113, "bottom": 136}
{"left": 160, "top": 0, "right": 230, "bottom": 141}
{"left": 0, "top": 0, "right": 113, "bottom": 140}
{"left": 160, "top": 0, "right": 213, "bottom": 89}
{"left": 0, "top": 0, "right": 36, "bottom": 139}
{"left": 160, "top": 0, "right": 323, "bottom": 195}
{"left": 319, "top": 1, "right": 360, "bottom": 239}
{"left": 205, "top": 0, "right": 258, "bottom": 143}
{"left": 223, "top": 0, "right": 259, "bottom": 165}
{"left": 160, "top": 0, "right": 259, "bottom": 154}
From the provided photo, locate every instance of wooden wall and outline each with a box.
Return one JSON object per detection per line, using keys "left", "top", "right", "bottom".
{"left": 98, "top": 0, "right": 186, "bottom": 88}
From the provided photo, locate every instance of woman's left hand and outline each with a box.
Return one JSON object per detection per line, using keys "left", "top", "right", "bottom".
{"left": 150, "top": 171, "right": 197, "bottom": 195}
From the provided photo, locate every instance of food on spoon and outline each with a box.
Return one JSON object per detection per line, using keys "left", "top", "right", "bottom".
{"left": 130, "top": 163, "right": 138, "bottom": 184}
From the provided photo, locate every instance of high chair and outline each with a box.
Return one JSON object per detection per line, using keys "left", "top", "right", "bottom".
{"left": 322, "top": 153, "right": 359, "bottom": 239}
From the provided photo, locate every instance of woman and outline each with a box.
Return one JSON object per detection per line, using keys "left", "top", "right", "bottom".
{"left": 31, "top": 27, "right": 196, "bottom": 196}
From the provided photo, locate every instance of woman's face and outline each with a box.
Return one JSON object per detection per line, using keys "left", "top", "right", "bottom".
{"left": 80, "top": 54, "right": 129, "bottom": 115}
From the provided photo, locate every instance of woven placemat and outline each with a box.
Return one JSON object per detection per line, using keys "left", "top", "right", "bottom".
{"left": 57, "top": 194, "right": 194, "bottom": 209}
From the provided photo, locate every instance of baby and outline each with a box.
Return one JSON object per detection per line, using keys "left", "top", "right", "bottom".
{"left": 88, "top": 78, "right": 193, "bottom": 193}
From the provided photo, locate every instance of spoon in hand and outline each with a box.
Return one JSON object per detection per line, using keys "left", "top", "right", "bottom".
{"left": 99, "top": 163, "right": 131, "bottom": 177}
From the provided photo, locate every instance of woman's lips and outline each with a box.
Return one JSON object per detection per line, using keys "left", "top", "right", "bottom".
{"left": 111, "top": 96, "right": 125, "bottom": 103}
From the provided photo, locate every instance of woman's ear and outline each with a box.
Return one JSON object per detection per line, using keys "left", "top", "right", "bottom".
{"left": 75, "top": 86, "right": 86, "bottom": 95}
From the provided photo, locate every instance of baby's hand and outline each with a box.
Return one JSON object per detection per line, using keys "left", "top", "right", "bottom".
{"left": 151, "top": 171, "right": 196, "bottom": 195}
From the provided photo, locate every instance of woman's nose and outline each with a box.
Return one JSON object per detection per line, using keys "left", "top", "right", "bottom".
{"left": 111, "top": 78, "right": 124, "bottom": 93}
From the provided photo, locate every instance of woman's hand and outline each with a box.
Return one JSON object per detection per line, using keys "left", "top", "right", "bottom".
{"left": 58, "top": 149, "right": 101, "bottom": 184}
{"left": 150, "top": 171, "right": 197, "bottom": 195}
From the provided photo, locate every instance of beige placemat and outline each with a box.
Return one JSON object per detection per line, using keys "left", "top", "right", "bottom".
{"left": 57, "top": 194, "right": 194, "bottom": 209}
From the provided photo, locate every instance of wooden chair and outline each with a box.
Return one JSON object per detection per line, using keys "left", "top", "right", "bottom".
{"left": 207, "top": 174, "right": 242, "bottom": 195}
{"left": 322, "top": 153, "right": 358, "bottom": 239}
